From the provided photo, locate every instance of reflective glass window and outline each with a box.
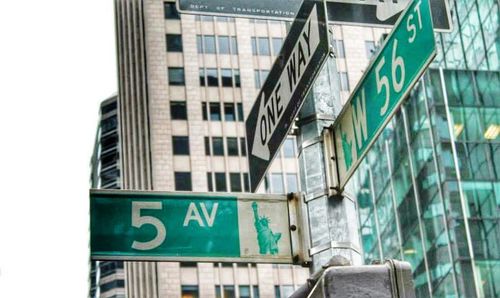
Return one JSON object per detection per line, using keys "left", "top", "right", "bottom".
{"left": 172, "top": 136, "right": 189, "bottom": 155}
{"left": 271, "top": 173, "right": 284, "bottom": 194}
{"left": 175, "top": 172, "right": 192, "bottom": 191}
{"left": 212, "top": 137, "right": 224, "bottom": 155}
{"left": 170, "top": 101, "right": 187, "bottom": 120}
{"left": 230, "top": 173, "right": 242, "bottom": 192}
{"left": 166, "top": 34, "right": 182, "bottom": 52}
{"left": 272, "top": 37, "right": 283, "bottom": 55}
{"left": 283, "top": 138, "right": 296, "bottom": 157}
{"left": 203, "top": 35, "right": 216, "bottom": 54}
{"left": 164, "top": 2, "right": 180, "bottom": 19}
{"left": 215, "top": 172, "right": 227, "bottom": 192}
{"left": 227, "top": 137, "right": 238, "bottom": 155}
{"left": 221, "top": 69, "right": 233, "bottom": 87}
{"left": 168, "top": 67, "right": 185, "bottom": 86}
{"left": 206, "top": 68, "right": 218, "bottom": 86}
{"left": 210, "top": 103, "right": 221, "bottom": 121}
{"left": 258, "top": 37, "right": 270, "bottom": 55}
{"left": 181, "top": 285, "right": 199, "bottom": 298}
{"left": 224, "top": 103, "right": 235, "bottom": 121}
{"left": 218, "top": 36, "right": 230, "bottom": 54}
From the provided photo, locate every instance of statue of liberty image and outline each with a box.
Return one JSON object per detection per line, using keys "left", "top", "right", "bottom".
{"left": 252, "top": 202, "right": 281, "bottom": 255}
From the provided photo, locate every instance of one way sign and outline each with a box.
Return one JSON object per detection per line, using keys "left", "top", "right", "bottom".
{"left": 246, "top": 0, "right": 330, "bottom": 192}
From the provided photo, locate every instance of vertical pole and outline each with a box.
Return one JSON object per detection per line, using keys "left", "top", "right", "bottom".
{"left": 296, "top": 32, "right": 362, "bottom": 273}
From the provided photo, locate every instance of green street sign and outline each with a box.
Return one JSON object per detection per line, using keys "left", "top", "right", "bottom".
{"left": 331, "top": 0, "right": 436, "bottom": 190}
{"left": 90, "top": 190, "right": 302, "bottom": 263}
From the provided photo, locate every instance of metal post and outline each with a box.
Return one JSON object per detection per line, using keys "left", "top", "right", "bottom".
{"left": 296, "top": 39, "right": 362, "bottom": 273}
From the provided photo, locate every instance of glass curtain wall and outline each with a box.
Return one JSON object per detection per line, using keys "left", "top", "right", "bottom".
{"left": 350, "top": 1, "right": 499, "bottom": 296}
{"left": 348, "top": 69, "right": 499, "bottom": 297}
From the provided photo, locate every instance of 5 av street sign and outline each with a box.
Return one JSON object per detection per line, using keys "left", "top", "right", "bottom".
{"left": 90, "top": 190, "right": 301, "bottom": 263}
{"left": 331, "top": 0, "right": 436, "bottom": 190}
{"left": 246, "top": 0, "right": 330, "bottom": 192}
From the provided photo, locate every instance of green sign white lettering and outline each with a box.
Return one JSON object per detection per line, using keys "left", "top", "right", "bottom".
{"left": 332, "top": 0, "right": 436, "bottom": 189}
{"left": 90, "top": 190, "right": 301, "bottom": 263}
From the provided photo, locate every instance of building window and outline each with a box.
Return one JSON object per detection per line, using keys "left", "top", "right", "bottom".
{"left": 206, "top": 68, "right": 218, "bottom": 86}
{"left": 271, "top": 173, "right": 284, "bottom": 194}
{"left": 203, "top": 35, "right": 216, "bottom": 54}
{"left": 204, "top": 137, "right": 211, "bottom": 155}
{"left": 275, "top": 286, "right": 281, "bottom": 298}
{"left": 230, "top": 173, "right": 242, "bottom": 192}
{"left": 181, "top": 285, "right": 199, "bottom": 298}
{"left": 234, "top": 69, "right": 241, "bottom": 87}
{"left": 221, "top": 69, "right": 233, "bottom": 87}
{"left": 210, "top": 103, "right": 221, "bottom": 121}
{"left": 287, "top": 173, "right": 299, "bottom": 192}
{"left": 340, "top": 72, "right": 350, "bottom": 91}
{"left": 196, "top": 35, "right": 203, "bottom": 53}
{"left": 217, "top": 285, "right": 235, "bottom": 298}
{"left": 237, "top": 103, "right": 244, "bottom": 121}
{"left": 218, "top": 36, "right": 230, "bottom": 54}
{"left": 224, "top": 103, "right": 236, "bottom": 121}
{"left": 243, "top": 173, "right": 250, "bottom": 192}
{"left": 283, "top": 138, "right": 296, "bottom": 158}
{"left": 239, "top": 286, "right": 250, "bottom": 298}
{"left": 240, "top": 137, "right": 247, "bottom": 156}
{"left": 212, "top": 137, "right": 224, "bottom": 155}
{"left": 100, "top": 279, "right": 125, "bottom": 293}
{"left": 272, "top": 37, "right": 283, "bottom": 55}
{"left": 101, "top": 117, "right": 118, "bottom": 134}
{"left": 202, "top": 102, "right": 208, "bottom": 120}
{"left": 227, "top": 137, "right": 238, "bottom": 155}
{"left": 175, "top": 172, "right": 192, "bottom": 191}
{"left": 170, "top": 101, "right": 187, "bottom": 120}
{"left": 332, "top": 39, "right": 345, "bottom": 58}
{"left": 253, "top": 286, "right": 259, "bottom": 298}
{"left": 168, "top": 67, "right": 185, "bottom": 86}
{"left": 164, "top": 2, "right": 180, "bottom": 19}
{"left": 251, "top": 37, "right": 258, "bottom": 55}
{"left": 254, "top": 70, "right": 269, "bottom": 89}
{"left": 172, "top": 136, "right": 190, "bottom": 155}
{"left": 365, "top": 40, "right": 376, "bottom": 59}
{"left": 166, "top": 34, "right": 183, "bottom": 52}
{"left": 258, "top": 37, "right": 270, "bottom": 55}
{"left": 215, "top": 172, "right": 227, "bottom": 192}
{"left": 231, "top": 37, "right": 238, "bottom": 54}
{"left": 207, "top": 172, "right": 213, "bottom": 192}
{"left": 199, "top": 68, "right": 206, "bottom": 86}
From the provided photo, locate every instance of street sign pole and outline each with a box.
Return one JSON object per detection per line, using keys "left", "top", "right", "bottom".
{"left": 296, "top": 40, "right": 362, "bottom": 273}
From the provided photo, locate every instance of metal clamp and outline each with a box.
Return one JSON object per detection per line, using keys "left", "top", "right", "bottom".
{"left": 309, "top": 241, "right": 361, "bottom": 256}
{"left": 297, "top": 136, "right": 323, "bottom": 154}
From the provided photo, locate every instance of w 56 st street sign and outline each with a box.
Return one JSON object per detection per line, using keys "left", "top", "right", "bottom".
{"left": 331, "top": 0, "right": 436, "bottom": 190}
{"left": 246, "top": 0, "right": 329, "bottom": 192}
{"left": 90, "top": 190, "right": 303, "bottom": 263}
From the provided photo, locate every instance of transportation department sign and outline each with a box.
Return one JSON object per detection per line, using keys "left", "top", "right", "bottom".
{"left": 176, "top": 0, "right": 452, "bottom": 31}
{"left": 177, "top": 0, "right": 302, "bottom": 20}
